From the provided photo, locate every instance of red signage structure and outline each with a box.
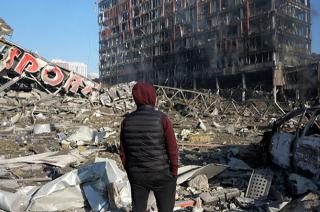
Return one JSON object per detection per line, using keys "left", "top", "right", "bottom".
{"left": 0, "top": 39, "right": 100, "bottom": 96}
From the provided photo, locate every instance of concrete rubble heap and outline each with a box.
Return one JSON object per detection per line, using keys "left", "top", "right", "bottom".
{"left": 0, "top": 78, "right": 318, "bottom": 211}
{"left": 0, "top": 40, "right": 319, "bottom": 211}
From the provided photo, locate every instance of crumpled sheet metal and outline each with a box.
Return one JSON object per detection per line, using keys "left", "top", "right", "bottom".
{"left": 0, "top": 186, "right": 38, "bottom": 212}
{"left": 83, "top": 157, "right": 130, "bottom": 211}
{"left": 177, "top": 165, "right": 201, "bottom": 184}
{"left": 28, "top": 186, "right": 85, "bottom": 211}
{"left": 83, "top": 184, "right": 108, "bottom": 211}
{"left": 95, "top": 157, "right": 127, "bottom": 182}
{"left": 26, "top": 163, "right": 102, "bottom": 211}
{"left": 0, "top": 150, "right": 84, "bottom": 169}
{"left": 0, "top": 158, "right": 131, "bottom": 212}
{"left": 177, "top": 164, "right": 228, "bottom": 185}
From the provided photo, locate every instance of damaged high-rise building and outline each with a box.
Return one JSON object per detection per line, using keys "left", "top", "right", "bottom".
{"left": 98, "top": 0, "right": 313, "bottom": 94}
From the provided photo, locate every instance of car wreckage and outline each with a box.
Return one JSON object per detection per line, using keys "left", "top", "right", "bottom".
{"left": 262, "top": 106, "right": 320, "bottom": 182}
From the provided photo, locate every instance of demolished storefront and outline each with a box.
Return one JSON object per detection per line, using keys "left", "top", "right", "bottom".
{"left": 0, "top": 38, "right": 319, "bottom": 211}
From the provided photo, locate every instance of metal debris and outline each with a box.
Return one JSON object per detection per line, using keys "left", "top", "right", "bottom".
{"left": 246, "top": 169, "right": 273, "bottom": 200}
{"left": 0, "top": 75, "right": 317, "bottom": 211}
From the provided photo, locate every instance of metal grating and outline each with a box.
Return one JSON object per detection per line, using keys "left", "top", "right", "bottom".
{"left": 246, "top": 169, "right": 273, "bottom": 200}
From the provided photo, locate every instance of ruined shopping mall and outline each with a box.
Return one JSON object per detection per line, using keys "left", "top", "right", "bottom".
{"left": 98, "top": 0, "right": 319, "bottom": 97}
{"left": 0, "top": 1, "right": 319, "bottom": 211}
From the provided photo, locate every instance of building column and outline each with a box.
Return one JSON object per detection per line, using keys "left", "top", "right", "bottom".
{"left": 271, "top": 0, "right": 275, "bottom": 10}
{"left": 215, "top": 77, "right": 220, "bottom": 95}
{"left": 193, "top": 78, "right": 197, "bottom": 90}
{"left": 295, "top": 89, "right": 300, "bottom": 102}
{"left": 242, "top": 73, "right": 246, "bottom": 102}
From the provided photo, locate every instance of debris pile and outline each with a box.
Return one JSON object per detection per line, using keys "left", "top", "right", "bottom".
{"left": 0, "top": 80, "right": 318, "bottom": 211}
{"left": 0, "top": 38, "right": 319, "bottom": 212}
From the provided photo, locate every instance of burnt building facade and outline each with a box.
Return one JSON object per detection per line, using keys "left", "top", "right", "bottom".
{"left": 98, "top": 0, "right": 312, "bottom": 91}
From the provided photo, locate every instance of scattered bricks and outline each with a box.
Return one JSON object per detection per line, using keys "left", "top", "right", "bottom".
{"left": 188, "top": 175, "right": 209, "bottom": 191}
{"left": 200, "top": 188, "right": 241, "bottom": 205}
{"left": 235, "top": 197, "right": 255, "bottom": 208}
{"left": 225, "top": 188, "right": 241, "bottom": 200}
{"left": 200, "top": 192, "right": 218, "bottom": 204}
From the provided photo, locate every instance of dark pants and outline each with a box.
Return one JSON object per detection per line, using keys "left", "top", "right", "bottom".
{"left": 128, "top": 169, "right": 177, "bottom": 212}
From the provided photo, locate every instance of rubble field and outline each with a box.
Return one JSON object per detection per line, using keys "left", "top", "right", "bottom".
{"left": 0, "top": 81, "right": 319, "bottom": 212}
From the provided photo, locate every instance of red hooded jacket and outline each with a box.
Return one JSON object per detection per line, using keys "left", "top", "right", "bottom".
{"left": 119, "top": 82, "right": 179, "bottom": 176}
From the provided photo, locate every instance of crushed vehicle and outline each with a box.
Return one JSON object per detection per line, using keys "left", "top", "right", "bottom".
{"left": 261, "top": 106, "right": 320, "bottom": 182}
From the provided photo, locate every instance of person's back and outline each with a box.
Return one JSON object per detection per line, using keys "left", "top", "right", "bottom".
{"left": 123, "top": 106, "right": 170, "bottom": 173}
{"left": 120, "top": 82, "right": 178, "bottom": 212}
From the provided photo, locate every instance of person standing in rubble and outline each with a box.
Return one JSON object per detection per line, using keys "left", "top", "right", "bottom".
{"left": 120, "top": 82, "right": 178, "bottom": 212}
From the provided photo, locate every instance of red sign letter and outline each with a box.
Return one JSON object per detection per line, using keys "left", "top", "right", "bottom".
{"left": 81, "top": 83, "right": 94, "bottom": 95}
{"left": 41, "top": 66, "right": 64, "bottom": 86}
{"left": 5, "top": 47, "right": 21, "bottom": 69}
{"left": 15, "top": 53, "right": 39, "bottom": 74}
{"left": 81, "top": 82, "right": 102, "bottom": 95}
{"left": 63, "top": 74, "right": 83, "bottom": 93}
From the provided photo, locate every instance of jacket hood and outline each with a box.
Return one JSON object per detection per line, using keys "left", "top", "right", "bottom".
{"left": 132, "top": 82, "right": 156, "bottom": 107}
